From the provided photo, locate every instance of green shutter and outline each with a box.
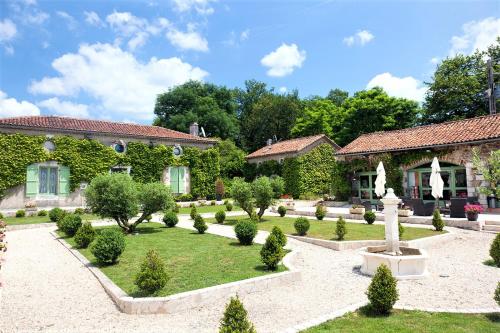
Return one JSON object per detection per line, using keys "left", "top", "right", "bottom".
{"left": 170, "top": 167, "right": 179, "bottom": 194}
{"left": 59, "top": 166, "right": 70, "bottom": 196}
{"left": 178, "top": 167, "right": 185, "bottom": 194}
{"left": 26, "top": 164, "right": 39, "bottom": 198}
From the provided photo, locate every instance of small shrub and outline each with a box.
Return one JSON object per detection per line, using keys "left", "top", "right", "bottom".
{"left": 0, "top": 212, "right": 3, "bottom": 219}
{"left": 315, "top": 205, "right": 326, "bottom": 220}
{"left": 215, "top": 210, "right": 226, "bottom": 224}
{"left": 495, "top": 281, "right": 500, "bottom": 306}
{"left": 277, "top": 205, "right": 287, "bottom": 217}
{"left": 210, "top": 200, "right": 216, "bottom": 206}
{"left": 163, "top": 211, "right": 178, "bottom": 228}
{"left": 366, "top": 264, "right": 399, "bottom": 314}
{"left": 260, "top": 234, "right": 285, "bottom": 270}
{"left": 490, "top": 234, "right": 500, "bottom": 267}
{"left": 219, "top": 296, "right": 256, "bottom": 333}
{"left": 294, "top": 217, "right": 310, "bottom": 236}
{"left": 176, "top": 193, "right": 193, "bottom": 202}
{"left": 189, "top": 202, "right": 196, "bottom": 208}
{"left": 364, "top": 211, "right": 376, "bottom": 225}
{"left": 271, "top": 226, "right": 287, "bottom": 247}
{"left": 223, "top": 199, "right": 229, "bottom": 205}
{"left": 225, "top": 202, "right": 233, "bottom": 211}
{"left": 336, "top": 217, "right": 347, "bottom": 240}
{"left": 398, "top": 221, "right": 405, "bottom": 238}
{"left": 59, "top": 214, "right": 83, "bottom": 237}
{"left": 193, "top": 214, "right": 208, "bottom": 234}
{"left": 49, "top": 207, "right": 66, "bottom": 223}
{"left": 37, "top": 210, "right": 48, "bottom": 217}
{"left": 74, "top": 222, "right": 96, "bottom": 248}
{"left": 15, "top": 210, "right": 25, "bottom": 218}
{"left": 134, "top": 249, "right": 169, "bottom": 294}
{"left": 74, "top": 208, "right": 85, "bottom": 215}
{"left": 235, "top": 220, "right": 257, "bottom": 245}
{"left": 432, "top": 209, "right": 445, "bottom": 231}
{"left": 190, "top": 206, "right": 197, "bottom": 220}
{"left": 172, "top": 204, "right": 180, "bottom": 213}
{"left": 90, "top": 229, "right": 126, "bottom": 264}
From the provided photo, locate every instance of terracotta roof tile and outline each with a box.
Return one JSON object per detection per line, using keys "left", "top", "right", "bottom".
{"left": 336, "top": 114, "right": 500, "bottom": 156}
{"left": 0, "top": 116, "right": 216, "bottom": 143}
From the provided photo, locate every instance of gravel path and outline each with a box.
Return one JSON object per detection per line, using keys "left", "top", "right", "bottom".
{"left": 1, "top": 217, "right": 499, "bottom": 333}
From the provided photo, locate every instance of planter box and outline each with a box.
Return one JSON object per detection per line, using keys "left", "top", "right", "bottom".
{"left": 280, "top": 199, "right": 295, "bottom": 210}
{"left": 349, "top": 207, "right": 365, "bottom": 215}
{"left": 398, "top": 209, "right": 412, "bottom": 217}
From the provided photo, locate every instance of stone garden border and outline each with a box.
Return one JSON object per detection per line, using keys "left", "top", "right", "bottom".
{"left": 50, "top": 231, "right": 301, "bottom": 315}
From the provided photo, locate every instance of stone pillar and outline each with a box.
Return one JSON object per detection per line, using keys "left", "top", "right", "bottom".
{"left": 381, "top": 188, "right": 402, "bottom": 255}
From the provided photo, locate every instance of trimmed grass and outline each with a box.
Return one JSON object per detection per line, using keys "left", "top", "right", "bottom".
{"left": 206, "top": 215, "right": 445, "bottom": 241}
{"left": 59, "top": 223, "right": 284, "bottom": 297}
{"left": 302, "top": 309, "right": 500, "bottom": 333}
{"left": 4, "top": 213, "right": 99, "bottom": 226}
{"left": 178, "top": 204, "right": 242, "bottom": 215}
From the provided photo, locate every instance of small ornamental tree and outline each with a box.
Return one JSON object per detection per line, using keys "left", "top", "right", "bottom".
{"left": 190, "top": 206, "right": 198, "bottom": 220}
{"left": 336, "top": 217, "right": 347, "bottom": 240}
{"left": 90, "top": 229, "right": 126, "bottom": 264}
{"left": 294, "top": 217, "right": 310, "bottom": 236}
{"left": 163, "top": 211, "right": 178, "bottom": 228}
{"left": 235, "top": 220, "right": 258, "bottom": 245}
{"left": 194, "top": 214, "right": 208, "bottom": 234}
{"left": 271, "top": 225, "right": 287, "bottom": 247}
{"left": 252, "top": 176, "right": 274, "bottom": 219}
{"left": 490, "top": 234, "right": 500, "bottom": 267}
{"left": 432, "top": 209, "right": 445, "bottom": 231}
{"left": 134, "top": 249, "right": 169, "bottom": 294}
{"left": 219, "top": 296, "right": 256, "bottom": 333}
{"left": 364, "top": 211, "right": 376, "bottom": 225}
{"left": 366, "top": 264, "right": 399, "bottom": 314}
{"left": 74, "top": 222, "right": 96, "bottom": 248}
{"left": 494, "top": 281, "right": 500, "bottom": 306}
{"left": 398, "top": 221, "right": 405, "bottom": 238}
{"left": 215, "top": 178, "right": 225, "bottom": 199}
{"left": 260, "top": 234, "right": 285, "bottom": 270}
{"left": 231, "top": 178, "right": 254, "bottom": 218}
{"left": 315, "top": 205, "right": 326, "bottom": 220}
{"left": 277, "top": 205, "right": 287, "bottom": 217}
{"left": 215, "top": 210, "right": 226, "bottom": 224}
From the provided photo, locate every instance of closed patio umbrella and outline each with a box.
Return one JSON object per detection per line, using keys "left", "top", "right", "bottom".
{"left": 375, "top": 161, "right": 386, "bottom": 198}
{"left": 430, "top": 157, "right": 444, "bottom": 200}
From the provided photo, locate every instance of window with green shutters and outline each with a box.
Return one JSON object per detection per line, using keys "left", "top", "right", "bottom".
{"left": 25, "top": 163, "right": 70, "bottom": 198}
{"left": 169, "top": 166, "right": 187, "bottom": 194}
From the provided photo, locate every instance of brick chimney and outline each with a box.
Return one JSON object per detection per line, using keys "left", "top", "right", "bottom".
{"left": 189, "top": 122, "right": 199, "bottom": 136}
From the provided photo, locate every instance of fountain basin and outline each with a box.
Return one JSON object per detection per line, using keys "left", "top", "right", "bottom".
{"left": 360, "top": 246, "right": 428, "bottom": 280}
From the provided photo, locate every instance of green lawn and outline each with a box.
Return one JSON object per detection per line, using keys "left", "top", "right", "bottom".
{"left": 302, "top": 309, "right": 500, "bottom": 333}
{"left": 178, "top": 204, "right": 242, "bottom": 214}
{"left": 206, "top": 215, "right": 445, "bottom": 241}
{"left": 58, "top": 223, "right": 284, "bottom": 297}
{"left": 4, "top": 213, "right": 99, "bottom": 225}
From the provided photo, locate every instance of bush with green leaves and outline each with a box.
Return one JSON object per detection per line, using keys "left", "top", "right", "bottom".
{"left": 253, "top": 176, "right": 274, "bottom": 219}
{"left": 364, "top": 211, "right": 376, "bottom": 225}
{"left": 74, "top": 208, "right": 85, "bottom": 215}
{"left": 15, "top": 210, "right": 25, "bottom": 218}
{"left": 270, "top": 175, "right": 285, "bottom": 198}
{"left": 37, "top": 210, "right": 48, "bottom": 217}
{"left": 398, "top": 221, "right": 405, "bottom": 238}
{"left": 74, "top": 222, "right": 96, "bottom": 248}
{"left": 225, "top": 202, "right": 233, "bottom": 211}
{"left": 495, "top": 281, "right": 500, "bottom": 306}
{"left": 490, "top": 234, "right": 500, "bottom": 267}
{"left": 260, "top": 234, "right": 285, "bottom": 270}
{"left": 234, "top": 220, "right": 258, "bottom": 245}
{"left": 277, "top": 205, "right": 287, "bottom": 217}
{"left": 294, "top": 217, "right": 310, "bottom": 236}
{"left": 134, "top": 249, "right": 169, "bottom": 294}
{"left": 49, "top": 207, "right": 66, "bottom": 223}
{"left": 271, "top": 226, "right": 287, "bottom": 247}
{"left": 336, "top": 217, "right": 347, "bottom": 240}
{"left": 231, "top": 178, "right": 254, "bottom": 218}
{"left": 432, "top": 209, "right": 445, "bottom": 231}
{"left": 163, "top": 211, "right": 178, "bottom": 228}
{"left": 190, "top": 206, "right": 197, "bottom": 220}
{"left": 90, "top": 228, "right": 126, "bottom": 264}
{"left": 189, "top": 202, "right": 196, "bottom": 208}
{"left": 0, "top": 212, "right": 3, "bottom": 219}
{"left": 172, "top": 203, "right": 180, "bottom": 213}
{"left": 315, "top": 205, "right": 326, "bottom": 220}
{"left": 194, "top": 214, "right": 208, "bottom": 234}
{"left": 219, "top": 296, "right": 256, "bottom": 333}
{"left": 215, "top": 210, "right": 226, "bottom": 224}
{"left": 59, "top": 214, "right": 82, "bottom": 237}
{"left": 366, "top": 264, "right": 399, "bottom": 314}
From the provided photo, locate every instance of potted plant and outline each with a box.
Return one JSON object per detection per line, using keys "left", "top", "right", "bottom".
{"left": 472, "top": 148, "right": 499, "bottom": 210}
{"left": 280, "top": 194, "right": 295, "bottom": 210}
{"left": 215, "top": 178, "right": 225, "bottom": 201}
{"left": 464, "top": 204, "right": 483, "bottom": 221}
{"left": 349, "top": 204, "right": 365, "bottom": 215}
{"left": 25, "top": 201, "right": 37, "bottom": 214}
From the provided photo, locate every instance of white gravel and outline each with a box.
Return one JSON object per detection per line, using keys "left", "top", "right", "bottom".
{"left": 1, "top": 217, "right": 499, "bottom": 333}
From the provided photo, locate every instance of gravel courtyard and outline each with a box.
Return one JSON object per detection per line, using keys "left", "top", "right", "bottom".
{"left": 1, "top": 217, "right": 499, "bottom": 333}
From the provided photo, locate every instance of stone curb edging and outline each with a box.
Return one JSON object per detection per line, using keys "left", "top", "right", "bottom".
{"left": 50, "top": 231, "right": 301, "bottom": 315}
{"left": 6, "top": 222, "right": 56, "bottom": 231}
{"left": 394, "top": 305, "right": 500, "bottom": 313}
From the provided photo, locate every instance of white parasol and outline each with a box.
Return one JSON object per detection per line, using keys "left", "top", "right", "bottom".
{"left": 430, "top": 157, "right": 444, "bottom": 200}
{"left": 374, "top": 161, "right": 386, "bottom": 198}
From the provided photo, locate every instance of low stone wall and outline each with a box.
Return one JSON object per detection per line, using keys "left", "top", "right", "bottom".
{"left": 51, "top": 231, "right": 301, "bottom": 315}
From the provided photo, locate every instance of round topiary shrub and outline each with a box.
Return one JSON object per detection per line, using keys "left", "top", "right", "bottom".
{"left": 90, "top": 229, "right": 126, "bottom": 264}
{"left": 490, "top": 234, "right": 500, "bottom": 267}
{"left": 215, "top": 210, "right": 226, "bottom": 224}
{"left": 294, "top": 217, "right": 310, "bottom": 236}
{"left": 315, "top": 205, "right": 326, "bottom": 220}
{"left": 225, "top": 202, "right": 233, "bottom": 212}
{"left": 219, "top": 296, "right": 256, "bottom": 333}
{"left": 74, "top": 208, "right": 85, "bottom": 215}
{"left": 398, "top": 221, "right": 405, "bottom": 238}
{"left": 432, "top": 209, "right": 445, "bottom": 231}
{"left": 260, "top": 234, "right": 285, "bottom": 270}
{"left": 163, "top": 211, "right": 178, "bottom": 228}
{"left": 15, "top": 210, "right": 25, "bottom": 218}
{"left": 235, "top": 220, "right": 258, "bottom": 245}
{"left": 364, "top": 211, "right": 376, "bottom": 225}
{"left": 271, "top": 225, "right": 287, "bottom": 247}
{"left": 366, "top": 264, "right": 399, "bottom": 314}
{"left": 74, "top": 222, "right": 96, "bottom": 248}
{"left": 190, "top": 206, "right": 197, "bottom": 220}
{"left": 37, "top": 210, "right": 48, "bottom": 217}
{"left": 59, "top": 214, "right": 83, "bottom": 237}
{"left": 277, "top": 205, "right": 287, "bottom": 217}
{"left": 336, "top": 216, "right": 347, "bottom": 240}
{"left": 495, "top": 281, "right": 500, "bottom": 306}
{"left": 193, "top": 214, "right": 208, "bottom": 234}
{"left": 134, "top": 249, "right": 169, "bottom": 294}
{"left": 49, "top": 207, "right": 66, "bottom": 223}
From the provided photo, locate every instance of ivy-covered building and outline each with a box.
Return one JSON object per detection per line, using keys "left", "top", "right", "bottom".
{"left": 0, "top": 116, "right": 219, "bottom": 210}
{"left": 336, "top": 114, "right": 500, "bottom": 206}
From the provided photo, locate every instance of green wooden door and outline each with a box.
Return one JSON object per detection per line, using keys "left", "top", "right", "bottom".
{"left": 170, "top": 167, "right": 179, "bottom": 194}
{"left": 178, "top": 167, "right": 185, "bottom": 194}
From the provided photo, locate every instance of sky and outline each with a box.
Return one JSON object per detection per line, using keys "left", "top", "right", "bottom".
{"left": 0, "top": 0, "right": 499, "bottom": 124}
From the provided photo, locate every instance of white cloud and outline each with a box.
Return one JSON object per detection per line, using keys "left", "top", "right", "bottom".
{"left": 240, "top": 29, "right": 250, "bottom": 41}
{"left": 38, "top": 97, "right": 89, "bottom": 117}
{"left": 0, "top": 90, "right": 40, "bottom": 118}
{"left": 25, "top": 11, "right": 49, "bottom": 25}
{"left": 166, "top": 27, "right": 209, "bottom": 52}
{"left": 8, "top": 0, "right": 49, "bottom": 25}
{"left": 343, "top": 30, "right": 374, "bottom": 46}
{"left": 449, "top": 17, "right": 500, "bottom": 56}
{"left": 57, "top": 11, "right": 77, "bottom": 30}
{"left": 430, "top": 57, "right": 440, "bottom": 65}
{"left": 172, "top": 0, "right": 216, "bottom": 15}
{"left": 260, "top": 43, "right": 306, "bottom": 77}
{"left": 366, "top": 72, "right": 427, "bottom": 102}
{"left": 223, "top": 29, "right": 249, "bottom": 47}
{"left": 0, "top": 19, "right": 17, "bottom": 42}
{"left": 84, "top": 11, "right": 104, "bottom": 27}
{"left": 278, "top": 86, "right": 287, "bottom": 93}
{"left": 29, "top": 43, "right": 208, "bottom": 120}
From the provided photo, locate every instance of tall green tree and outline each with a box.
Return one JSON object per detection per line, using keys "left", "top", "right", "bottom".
{"left": 291, "top": 98, "right": 345, "bottom": 139}
{"left": 216, "top": 139, "right": 246, "bottom": 178}
{"left": 327, "top": 88, "right": 349, "bottom": 106}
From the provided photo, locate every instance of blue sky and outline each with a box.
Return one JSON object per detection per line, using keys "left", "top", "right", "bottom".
{"left": 0, "top": 0, "right": 499, "bottom": 123}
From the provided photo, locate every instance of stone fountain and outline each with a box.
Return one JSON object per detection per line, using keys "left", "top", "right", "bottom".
{"left": 360, "top": 188, "right": 428, "bottom": 280}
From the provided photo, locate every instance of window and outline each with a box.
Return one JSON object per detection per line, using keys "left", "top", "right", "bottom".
{"left": 114, "top": 143, "right": 125, "bottom": 153}
{"left": 39, "top": 167, "right": 58, "bottom": 194}
{"left": 408, "top": 163, "right": 467, "bottom": 201}
{"left": 170, "top": 166, "right": 186, "bottom": 194}
{"left": 357, "top": 171, "right": 378, "bottom": 202}
{"left": 110, "top": 166, "right": 131, "bottom": 174}
{"left": 26, "top": 163, "right": 70, "bottom": 198}
{"left": 173, "top": 145, "right": 183, "bottom": 157}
